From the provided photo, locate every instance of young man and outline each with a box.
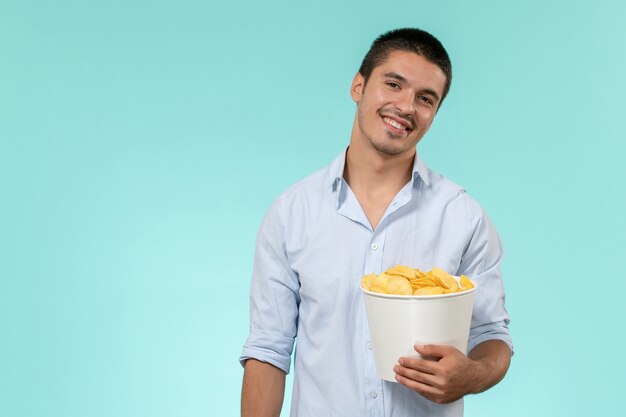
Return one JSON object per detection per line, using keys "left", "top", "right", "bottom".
{"left": 240, "top": 28, "right": 512, "bottom": 417}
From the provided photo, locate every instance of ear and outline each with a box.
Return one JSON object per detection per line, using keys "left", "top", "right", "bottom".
{"left": 350, "top": 72, "right": 365, "bottom": 103}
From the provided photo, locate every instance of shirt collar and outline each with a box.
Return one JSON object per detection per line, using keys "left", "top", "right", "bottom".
{"left": 328, "top": 147, "right": 431, "bottom": 190}
{"left": 328, "top": 150, "right": 347, "bottom": 191}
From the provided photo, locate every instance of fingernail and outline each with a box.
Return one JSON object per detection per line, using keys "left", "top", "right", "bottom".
{"left": 415, "top": 344, "right": 424, "bottom": 349}
{"left": 398, "top": 358, "right": 404, "bottom": 365}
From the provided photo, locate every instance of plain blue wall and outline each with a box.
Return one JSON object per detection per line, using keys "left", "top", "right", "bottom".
{"left": 1, "top": 1, "right": 625, "bottom": 416}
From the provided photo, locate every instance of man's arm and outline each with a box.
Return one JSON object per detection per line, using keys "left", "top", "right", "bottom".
{"left": 466, "top": 339, "right": 511, "bottom": 392}
{"left": 240, "top": 197, "right": 299, "bottom": 416}
{"left": 241, "top": 359, "right": 286, "bottom": 417}
{"left": 393, "top": 340, "right": 511, "bottom": 404}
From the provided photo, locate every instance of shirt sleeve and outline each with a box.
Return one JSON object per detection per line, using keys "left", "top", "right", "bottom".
{"left": 458, "top": 204, "right": 513, "bottom": 355}
{"left": 239, "top": 195, "right": 300, "bottom": 373}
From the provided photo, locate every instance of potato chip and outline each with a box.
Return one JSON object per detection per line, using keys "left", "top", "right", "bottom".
{"left": 370, "top": 273, "right": 391, "bottom": 294}
{"left": 408, "top": 277, "right": 438, "bottom": 290}
{"left": 431, "top": 267, "right": 460, "bottom": 291}
{"left": 414, "top": 286, "right": 445, "bottom": 295}
{"left": 459, "top": 274, "right": 474, "bottom": 290}
{"left": 386, "top": 275, "right": 413, "bottom": 295}
{"left": 386, "top": 265, "right": 416, "bottom": 279}
{"left": 413, "top": 269, "right": 428, "bottom": 279}
{"left": 361, "top": 274, "right": 376, "bottom": 291}
{"left": 431, "top": 267, "right": 448, "bottom": 277}
{"left": 362, "top": 266, "right": 474, "bottom": 296}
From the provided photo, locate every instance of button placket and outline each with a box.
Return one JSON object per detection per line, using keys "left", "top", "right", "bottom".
{"left": 362, "top": 227, "right": 387, "bottom": 415}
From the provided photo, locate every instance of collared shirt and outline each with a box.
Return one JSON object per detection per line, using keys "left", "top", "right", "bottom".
{"left": 240, "top": 150, "right": 512, "bottom": 417}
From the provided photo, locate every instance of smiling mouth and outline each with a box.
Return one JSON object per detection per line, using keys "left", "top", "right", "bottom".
{"left": 382, "top": 116, "right": 413, "bottom": 134}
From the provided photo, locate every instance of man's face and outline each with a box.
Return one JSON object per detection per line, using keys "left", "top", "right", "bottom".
{"left": 350, "top": 50, "right": 447, "bottom": 157}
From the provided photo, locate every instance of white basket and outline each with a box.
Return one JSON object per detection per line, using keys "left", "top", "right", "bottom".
{"left": 362, "top": 280, "right": 476, "bottom": 382}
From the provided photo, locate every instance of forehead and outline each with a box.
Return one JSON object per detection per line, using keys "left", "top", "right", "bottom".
{"left": 372, "top": 50, "right": 447, "bottom": 96}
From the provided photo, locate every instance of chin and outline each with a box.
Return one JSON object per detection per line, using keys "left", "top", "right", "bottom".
{"left": 373, "top": 144, "right": 410, "bottom": 157}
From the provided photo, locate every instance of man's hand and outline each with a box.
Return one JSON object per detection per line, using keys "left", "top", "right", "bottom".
{"left": 393, "top": 340, "right": 511, "bottom": 404}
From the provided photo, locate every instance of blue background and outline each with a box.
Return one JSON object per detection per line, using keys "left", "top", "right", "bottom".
{"left": 1, "top": 1, "right": 625, "bottom": 416}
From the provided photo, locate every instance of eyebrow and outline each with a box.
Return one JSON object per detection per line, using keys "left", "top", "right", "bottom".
{"left": 382, "top": 71, "right": 441, "bottom": 103}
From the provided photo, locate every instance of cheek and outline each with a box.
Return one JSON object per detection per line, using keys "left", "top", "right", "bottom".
{"left": 418, "top": 109, "right": 436, "bottom": 125}
{"left": 359, "top": 99, "right": 379, "bottom": 122}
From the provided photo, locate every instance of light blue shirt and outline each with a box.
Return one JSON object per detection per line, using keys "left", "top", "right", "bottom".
{"left": 240, "top": 150, "right": 512, "bottom": 417}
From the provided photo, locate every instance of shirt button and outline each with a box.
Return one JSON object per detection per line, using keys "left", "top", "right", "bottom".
{"left": 367, "top": 342, "right": 373, "bottom": 349}
{"left": 371, "top": 243, "right": 378, "bottom": 250}
{"left": 370, "top": 390, "right": 378, "bottom": 399}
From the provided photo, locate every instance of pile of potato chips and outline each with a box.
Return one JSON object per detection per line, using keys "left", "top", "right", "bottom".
{"left": 361, "top": 265, "right": 474, "bottom": 296}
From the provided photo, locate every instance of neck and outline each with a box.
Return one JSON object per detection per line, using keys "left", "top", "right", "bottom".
{"left": 342, "top": 132, "right": 415, "bottom": 230}
{"left": 343, "top": 136, "right": 415, "bottom": 193}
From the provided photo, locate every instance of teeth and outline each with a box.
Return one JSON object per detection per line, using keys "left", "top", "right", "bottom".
{"left": 383, "top": 117, "right": 407, "bottom": 131}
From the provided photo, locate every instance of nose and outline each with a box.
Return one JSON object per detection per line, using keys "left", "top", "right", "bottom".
{"left": 394, "top": 90, "right": 415, "bottom": 115}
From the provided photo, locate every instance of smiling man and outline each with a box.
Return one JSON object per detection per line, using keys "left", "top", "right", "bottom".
{"left": 240, "top": 28, "right": 512, "bottom": 417}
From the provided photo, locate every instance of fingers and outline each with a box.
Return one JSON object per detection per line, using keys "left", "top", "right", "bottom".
{"left": 394, "top": 362, "right": 440, "bottom": 386}
{"left": 394, "top": 344, "right": 472, "bottom": 405}
{"left": 397, "top": 356, "right": 438, "bottom": 375}
{"left": 394, "top": 372, "right": 444, "bottom": 404}
{"left": 394, "top": 364, "right": 463, "bottom": 405}
{"left": 414, "top": 343, "right": 457, "bottom": 358}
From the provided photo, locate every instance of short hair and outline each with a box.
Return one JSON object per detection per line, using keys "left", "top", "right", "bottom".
{"left": 358, "top": 28, "right": 453, "bottom": 103}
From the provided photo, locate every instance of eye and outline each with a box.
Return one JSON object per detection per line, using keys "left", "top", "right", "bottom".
{"left": 418, "top": 95, "right": 433, "bottom": 105}
{"left": 385, "top": 81, "right": 400, "bottom": 89}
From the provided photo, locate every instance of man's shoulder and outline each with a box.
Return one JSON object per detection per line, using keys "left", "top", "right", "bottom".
{"left": 429, "top": 169, "right": 464, "bottom": 192}
{"left": 270, "top": 167, "right": 328, "bottom": 209}
{"left": 426, "top": 169, "right": 483, "bottom": 215}
{"left": 266, "top": 160, "right": 335, "bottom": 220}
{"left": 284, "top": 165, "right": 330, "bottom": 196}
{"left": 274, "top": 152, "right": 341, "bottom": 201}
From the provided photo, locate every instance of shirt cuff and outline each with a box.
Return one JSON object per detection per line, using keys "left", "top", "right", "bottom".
{"left": 468, "top": 324, "right": 514, "bottom": 356}
{"left": 239, "top": 330, "right": 295, "bottom": 374}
